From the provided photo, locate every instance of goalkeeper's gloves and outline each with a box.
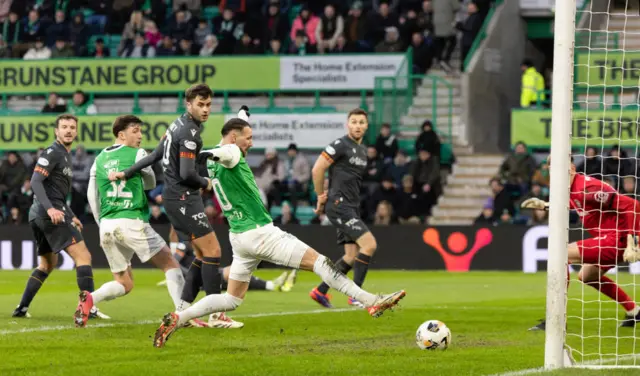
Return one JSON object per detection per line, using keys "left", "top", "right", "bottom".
{"left": 520, "top": 197, "right": 549, "bottom": 211}
{"left": 624, "top": 234, "right": 640, "bottom": 263}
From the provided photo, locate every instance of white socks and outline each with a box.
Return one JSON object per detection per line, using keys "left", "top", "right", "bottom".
{"left": 627, "top": 305, "right": 640, "bottom": 316}
{"left": 92, "top": 281, "right": 126, "bottom": 305}
{"left": 313, "top": 255, "right": 378, "bottom": 307}
{"left": 177, "top": 293, "right": 243, "bottom": 326}
{"left": 164, "top": 268, "right": 185, "bottom": 309}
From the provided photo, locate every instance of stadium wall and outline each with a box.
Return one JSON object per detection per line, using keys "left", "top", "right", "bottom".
{"left": 4, "top": 224, "right": 637, "bottom": 273}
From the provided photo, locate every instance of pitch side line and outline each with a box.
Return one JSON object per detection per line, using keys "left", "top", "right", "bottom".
{"left": 0, "top": 307, "right": 357, "bottom": 336}
{"left": 490, "top": 354, "right": 640, "bottom": 376}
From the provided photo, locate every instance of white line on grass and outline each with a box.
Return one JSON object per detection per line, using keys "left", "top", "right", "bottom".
{"left": 0, "top": 307, "right": 357, "bottom": 336}
{"left": 490, "top": 354, "right": 640, "bottom": 376}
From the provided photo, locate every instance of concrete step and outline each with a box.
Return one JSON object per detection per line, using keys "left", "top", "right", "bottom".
{"left": 448, "top": 175, "right": 494, "bottom": 186}
{"left": 438, "top": 196, "right": 487, "bottom": 207}
{"left": 400, "top": 115, "right": 461, "bottom": 127}
{"left": 452, "top": 145, "right": 474, "bottom": 155}
{"left": 417, "top": 86, "right": 459, "bottom": 97}
{"left": 413, "top": 96, "right": 463, "bottom": 107}
{"left": 445, "top": 186, "right": 492, "bottom": 197}
{"left": 408, "top": 106, "right": 462, "bottom": 117}
{"left": 431, "top": 207, "right": 480, "bottom": 218}
{"left": 452, "top": 165, "right": 498, "bottom": 176}
{"left": 456, "top": 155, "right": 504, "bottom": 165}
{"left": 429, "top": 217, "right": 474, "bottom": 225}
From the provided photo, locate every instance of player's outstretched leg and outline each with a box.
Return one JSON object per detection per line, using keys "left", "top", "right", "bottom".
{"left": 350, "top": 233, "right": 377, "bottom": 308}
{"left": 12, "top": 253, "right": 57, "bottom": 318}
{"left": 220, "top": 266, "right": 286, "bottom": 292}
{"left": 311, "top": 255, "right": 353, "bottom": 308}
{"left": 66, "top": 242, "right": 95, "bottom": 328}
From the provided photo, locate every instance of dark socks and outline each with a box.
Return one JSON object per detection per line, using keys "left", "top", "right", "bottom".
{"left": 249, "top": 276, "right": 267, "bottom": 290}
{"left": 219, "top": 267, "right": 228, "bottom": 291}
{"left": 353, "top": 253, "right": 371, "bottom": 287}
{"left": 180, "top": 259, "right": 203, "bottom": 303}
{"left": 18, "top": 269, "right": 49, "bottom": 309}
{"left": 76, "top": 265, "right": 94, "bottom": 292}
{"left": 201, "top": 257, "right": 222, "bottom": 295}
{"left": 317, "top": 257, "right": 353, "bottom": 294}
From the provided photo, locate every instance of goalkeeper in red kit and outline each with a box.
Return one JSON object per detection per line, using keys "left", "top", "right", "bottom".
{"left": 522, "top": 157, "right": 640, "bottom": 330}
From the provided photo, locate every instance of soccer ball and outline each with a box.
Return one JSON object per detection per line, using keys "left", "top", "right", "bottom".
{"left": 415, "top": 320, "right": 451, "bottom": 350}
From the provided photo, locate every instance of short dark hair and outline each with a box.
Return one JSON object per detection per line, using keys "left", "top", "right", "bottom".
{"left": 185, "top": 83, "right": 213, "bottom": 102}
{"left": 522, "top": 59, "right": 534, "bottom": 68}
{"left": 381, "top": 123, "right": 391, "bottom": 129}
{"left": 112, "top": 115, "right": 143, "bottom": 137}
{"left": 221, "top": 118, "right": 250, "bottom": 136}
{"left": 347, "top": 108, "right": 368, "bottom": 120}
{"left": 55, "top": 114, "right": 78, "bottom": 128}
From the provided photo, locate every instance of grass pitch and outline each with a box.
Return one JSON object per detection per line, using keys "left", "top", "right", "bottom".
{"left": 1, "top": 270, "right": 639, "bottom": 375}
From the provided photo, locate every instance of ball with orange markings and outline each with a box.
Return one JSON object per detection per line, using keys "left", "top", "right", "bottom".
{"left": 416, "top": 320, "right": 452, "bottom": 350}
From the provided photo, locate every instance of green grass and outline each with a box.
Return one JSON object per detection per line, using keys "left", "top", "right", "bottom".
{"left": 1, "top": 270, "right": 640, "bottom": 375}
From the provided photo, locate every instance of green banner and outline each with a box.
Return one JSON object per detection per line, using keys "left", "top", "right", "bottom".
{"left": 575, "top": 52, "right": 640, "bottom": 87}
{"left": 0, "top": 57, "right": 280, "bottom": 94}
{"left": 511, "top": 109, "right": 640, "bottom": 148}
{"left": 0, "top": 114, "right": 224, "bottom": 150}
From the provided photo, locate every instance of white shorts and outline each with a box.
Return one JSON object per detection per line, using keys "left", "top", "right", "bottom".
{"left": 228, "top": 223, "right": 308, "bottom": 283}
{"left": 99, "top": 218, "right": 166, "bottom": 273}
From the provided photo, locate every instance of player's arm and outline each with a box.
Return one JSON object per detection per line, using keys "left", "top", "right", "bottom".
{"left": 179, "top": 138, "right": 211, "bottom": 190}
{"left": 87, "top": 160, "right": 101, "bottom": 225}
{"left": 30, "top": 152, "right": 58, "bottom": 211}
{"left": 521, "top": 197, "right": 549, "bottom": 211}
{"left": 136, "top": 148, "right": 156, "bottom": 190}
{"left": 121, "top": 138, "right": 164, "bottom": 180}
{"left": 200, "top": 144, "right": 242, "bottom": 169}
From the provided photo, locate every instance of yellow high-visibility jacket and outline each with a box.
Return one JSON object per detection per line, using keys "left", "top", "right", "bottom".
{"left": 520, "top": 67, "right": 546, "bottom": 107}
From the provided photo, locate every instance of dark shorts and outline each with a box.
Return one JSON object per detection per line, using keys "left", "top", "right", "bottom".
{"left": 164, "top": 195, "right": 213, "bottom": 242}
{"left": 325, "top": 200, "right": 370, "bottom": 245}
{"left": 30, "top": 216, "right": 84, "bottom": 256}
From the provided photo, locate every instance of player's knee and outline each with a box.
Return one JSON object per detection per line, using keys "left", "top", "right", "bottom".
{"left": 38, "top": 263, "right": 56, "bottom": 274}
{"left": 38, "top": 253, "right": 58, "bottom": 273}
{"left": 342, "top": 254, "right": 355, "bottom": 265}
{"left": 359, "top": 236, "right": 377, "bottom": 255}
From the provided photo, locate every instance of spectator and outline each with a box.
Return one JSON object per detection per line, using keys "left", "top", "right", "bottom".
{"left": 369, "top": 175, "right": 400, "bottom": 221}
{"left": 282, "top": 143, "right": 310, "bottom": 210}
{"left": 0, "top": 151, "right": 27, "bottom": 207}
{"left": 256, "top": 148, "right": 285, "bottom": 208}
{"left": 68, "top": 90, "right": 98, "bottom": 115}
{"left": 475, "top": 200, "right": 495, "bottom": 225}
{"left": 234, "top": 33, "right": 259, "bottom": 54}
{"left": 416, "top": 0, "right": 434, "bottom": 35}
{"left": 274, "top": 201, "right": 300, "bottom": 225}
{"left": 603, "top": 145, "right": 633, "bottom": 189}
{"left": 290, "top": 29, "right": 317, "bottom": 55}
{"left": 23, "top": 36, "right": 51, "bottom": 59}
{"left": 3, "top": 12, "right": 20, "bottom": 51}
{"left": 344, "top": 1, "right": 370, "bottom": 52}
{"left": 621, "top": 176, "right": 637, "bottom": 199}
{"left": 415, "top": 120, "right": 441, "bottom": 158}
{"left": 173, "top": 0, "right": 202, "bottom": 15}
{"left": 520, "top": 59, "right": 546, "bottom": 107}
{"left": 46, "top": 10, "right": 69, "bottom": 46}
{"left": 315, "top": 4, "right": 343, "bottom": 54}
{"left": 399, "top": 9, "right": 421, "bottom": 44}
{"left": 411, "top": 31, "right": 434, "bottom": 74}
{"left": 375, "top": 123, "right": 399, "bottom": 162}
{"left": 141, "top": 0, "right": 167, "bottom": 30}
{"left": 199, "top": 34, "right": 220, "bottom": 56}
{"left": 259, "top": 0, "right": 289, "bottom": 51}
{"left": 7, "top": 178, "right": 33, "bottom": 223}
{"left": 50, "top": 37, "right": 74, "bottom": 58}
{"left": 213, "top": 8, "right": 244, "bottom": 54}
{"left": 91, "top": 37, "right": 111, "bottom": 58}
{"left": 528, "top": 208, "right": 548, "bottom": 225}
{"left": 118, "top": 10, "right": 145, "bottom": 55}
{"left": 176, "top": 37, "right": 198, "bottom": 55}
{"left": 168, "top": 10, "right": 193, "bottom": 44}
{"left": 42, "top": 92, "right": 67, "bottom": 113}
{"left": 0, "top": 37, "right": 9, "bottom": 58}
{"left": 369, "top": 2, "right": 399, "bottom": 46}
{"left": 458, "top": 1, "right": 483, "bottom": 64}
{"left": 149, "top": 205, "right": 170, "bottom": 224}
{"left": 363, "top": 145, "right": 384, "bottom": 196}
{"left": 388, "top": 150, "right": 412, "bottom": 186}
{"left": 521, "top": 182, "right": 548, "bottom": 205}
{"left": 432, "top": 0, "right": 460, "bottom": 72}
{"left": 0, "top": 0, "right": 11, "bottom": 22}
{"left": 157, "top": 35, "right": 177, "bottom": 56}
{"left": 577, "top": 147, "right": 602, "bottom": 179}
{"left": 489, "top": 177, "right": 515, "bottom": 222}
{"left": 499, "top": 141, "right": 536, "bottom": 196}
{"left": 396, "top": 174, "right": 423, "bottom": 224}
{"left": 290, "top": 5, "right": 320, "bottom": 47}
{"left": 69, "top": 12, "right": 88, "bottom": 56}
{"left": 193, "top": 19, "right": 211, "bottom": 47}
{"left": 412, "top": 149, "right": 440, "bottom": 216}
{"left": 121, "top": 33, "right": 156, "bottom": 57}
{"left": 531, "top": 159, "right": 550, "bottom": 189}
{"left": 6, "top": 207, "right": 23, "bottom": 225}
{"left": 144, "top": 20, "right": 163, "bottom": 47}
{"left": 205, "top": 198, "right": 225, "bottom": 225}
{"left": 330, "top": 34, "right": 353, "bottom": 53}
{"left": 373, "top": 200, "right": 395, "bottom": 225}
{"left": 267, "top": 38, "right": 282, "bottom": 54}
{"left": 375, "top": 26, "right": 404, "bottom": 53}
{"left": 70, "top": 145, "right": 93, "bottom": 221}
{"left": 23, "top": 9, "right": 43, "bottom": 44}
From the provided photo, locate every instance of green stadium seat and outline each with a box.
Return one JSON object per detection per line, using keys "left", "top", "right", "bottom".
{"left": 270, "top": 206, "right": 282, "bottom": 218}
{"left": 398, "top": 139, "right": 415, "bottom": 155}
{"left": 295, "top": 206, "right": 316, "bottom": 225}
{"left": 312, "top": 106, "right": 337, "bottom": 112}
{"left": 203, "top": 6, "right": 220, "bottom": 21}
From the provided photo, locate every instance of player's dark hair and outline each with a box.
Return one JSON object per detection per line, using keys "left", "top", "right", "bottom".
{"left": 55, "top": 114, "right": 78, "bottom": 128}
{"left": 112, "top": 115, "right": 143, "bottom": 137}
{"left": 221, "top": 118, "right": 250, "bottom": 136}
{"left": 185, "top": 83, "right": 213, "bottom": 102}
{"left": 347, "top": 108, "right": 368, "bottom": 121}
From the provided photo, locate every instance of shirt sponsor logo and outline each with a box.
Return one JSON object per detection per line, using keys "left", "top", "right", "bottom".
{"left": 191, "top": 212, "right": 207, "bottom": 220}
{"left": 63, "top": 167, "right": 73, "bottom": 177}
{"left": 349, "top": 156, "right": 367, "bottom": 166}
{"left": 594, "top": 191, "right": 609, "bottom": 203}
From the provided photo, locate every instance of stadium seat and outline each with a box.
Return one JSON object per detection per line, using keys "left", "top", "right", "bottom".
{"left": 398, "top": 139, "right": 415, "bottom": 155}
{"left": 295, "top": 206, "right": 316, "bottom": 225}
{"left": 270, "top": 206, "right": 282, "bottom": 218}
{"left": 203, "top": 6, "right": 220, "bottom": 21}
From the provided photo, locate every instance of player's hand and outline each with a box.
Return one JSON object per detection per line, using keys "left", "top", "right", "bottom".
{"left": 204, "top": 177, "right": 213, "bottom": 191}
{"left": 47, "top": 208, "right": 65, "bottom": 225}
{"left": 108, "top": 171, "right": 125, "bottom": 181}
{"left": 624, "top": 235, "right": 640, "bottom": 263}
{"left": 314, "top": 193, "right": 327, "bottom": 215}
{"left": 521, "top": 198, "right": 549, "bottom": 211}
{"left": 72, "top": 217, "right": 83, "bottom": 231}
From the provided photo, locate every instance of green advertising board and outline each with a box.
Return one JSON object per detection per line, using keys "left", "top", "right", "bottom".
{"left": 0, "top": 114, "right": 224, "bottom": 150}
{"left": 575, "top": 52, "right": 640, "bottom": 88}
{"left": 511, "top": 109, "right": 640, "bottom": 148}
{"left": 0, "top": 57, "right": 280, "bottom": 94}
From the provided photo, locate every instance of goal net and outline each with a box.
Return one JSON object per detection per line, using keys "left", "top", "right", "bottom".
{"left": 548, "top": 0, "right": 640, "bottom": 369}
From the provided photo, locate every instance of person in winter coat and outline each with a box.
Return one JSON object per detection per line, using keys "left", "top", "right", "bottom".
{"left": 375, "top": 123, "right": 399, "bottom": 162}
{"left": 432, "top": 0, "right": 459, "bottom": 72}
{"left": 414, "top": 120, "right": 441, "bottom": 158}
{"left": 498, "top": 141, "right": 537, "bottom": 196}
{"left": 290, "top": 5, "right": 320, "bottom": 47}
{"left": 576, "top": 146, "right": 602, "bottom": 179}
{"left": 315, "top": 4, "right": 343, "bottom": 53}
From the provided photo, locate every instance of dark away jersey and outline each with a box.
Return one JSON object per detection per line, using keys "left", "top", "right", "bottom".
{"left": 160, "top": 113, "right": 204, "bottom": 199}
{"left": 321, "top": 136, "right": 367, "bottom": 208}
{"left": 30, "top": 142, "right": 73, "bottom": 218}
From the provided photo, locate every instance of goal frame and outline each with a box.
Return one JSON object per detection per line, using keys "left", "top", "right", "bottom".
{"left": 544, "top": 0, "right": 576, "bottom": 370}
